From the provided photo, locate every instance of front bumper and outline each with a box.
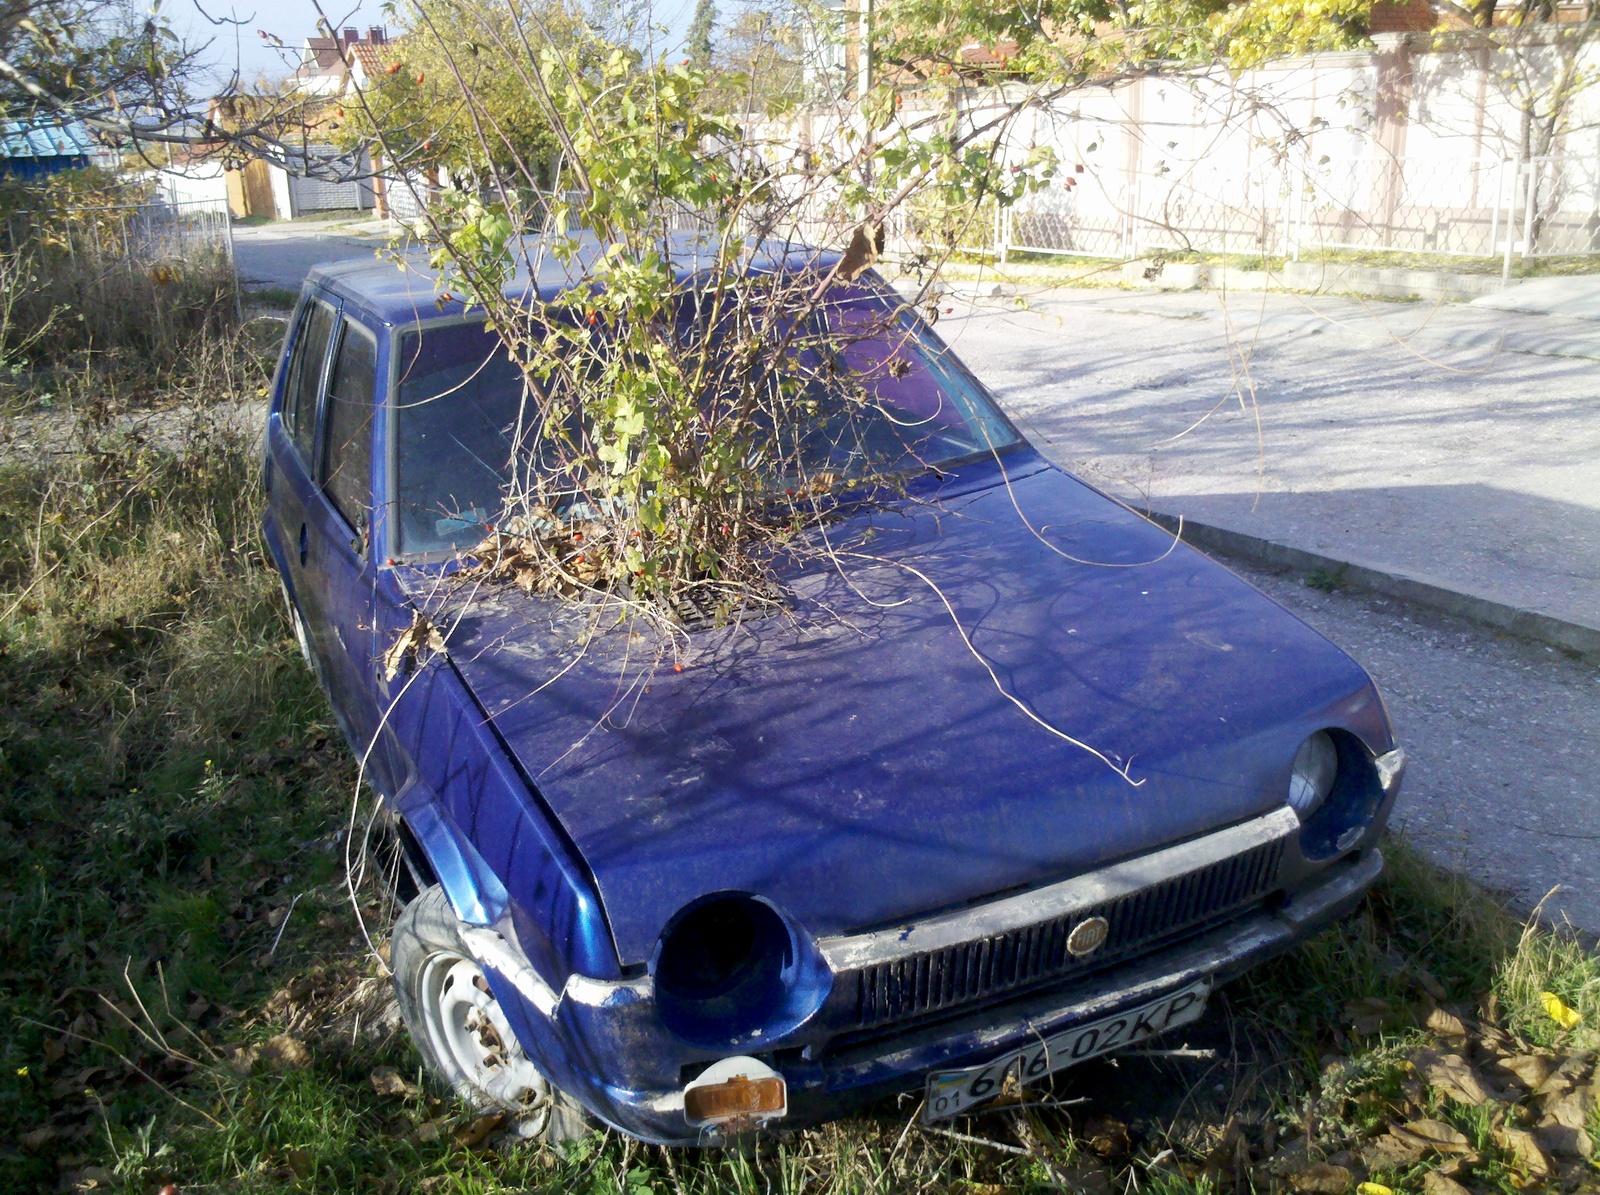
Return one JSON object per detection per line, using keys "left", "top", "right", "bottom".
{"left": 479, "top": 847, "right": 1384, "bottom": 1145}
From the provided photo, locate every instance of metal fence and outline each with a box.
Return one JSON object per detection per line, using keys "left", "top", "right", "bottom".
{"left": 3, "top": 196, "right": 234, "bottom": 269}
{"left": 987, "top": 154, "right": 1600, "bottom": 268}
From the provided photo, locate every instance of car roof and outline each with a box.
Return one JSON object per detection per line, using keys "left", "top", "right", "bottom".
{"left": 304, "top": 230, "right": 845, "bottom": 327}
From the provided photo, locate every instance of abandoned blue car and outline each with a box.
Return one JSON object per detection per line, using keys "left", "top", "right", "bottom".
{"left": 263, "top": 239, "right": 1404, "bottom": 1145}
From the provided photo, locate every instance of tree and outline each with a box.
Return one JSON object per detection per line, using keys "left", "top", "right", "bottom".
{"left": 686, "top": 0, "right": 717, "bottom": 68}
{"left": 0, "top": 0, "right": 202, "bottom": 137}
{"left": 708, "top": 2, "right": 805, "bottom": 113}
{"left": 337, "top": 0, "right": 593, "bottom": 192}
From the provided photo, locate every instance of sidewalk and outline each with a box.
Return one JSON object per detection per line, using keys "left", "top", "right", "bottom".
{"left": 937, "top": 284, "right": 1600, "bottom": 655}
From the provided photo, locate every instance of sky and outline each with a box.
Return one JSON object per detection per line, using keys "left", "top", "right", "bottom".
{"left": 167, "top": 0, "right": 701, "bottom": 90}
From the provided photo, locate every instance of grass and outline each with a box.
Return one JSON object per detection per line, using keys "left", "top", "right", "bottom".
{"left": 0, "top": 262, "right": 1596, "bottom": 1195}
{"left": 922, "top": 244, "right": 1600, "bottom": 293}
{"left": 244, "top": 286, "right": 302, "bottom": 311}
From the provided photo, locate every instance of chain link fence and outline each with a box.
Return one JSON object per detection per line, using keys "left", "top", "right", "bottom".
{"left": 3, "top": 196, "right": 234, "bottom": 271}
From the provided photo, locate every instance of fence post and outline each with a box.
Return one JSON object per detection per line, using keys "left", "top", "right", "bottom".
{"left": 1521, "top": 159, "right": 1537, "bottom": 265}
{"left": 1488, "top": 158, "right": 1503, "bottom": 260}
{"left": 1502, "top": 160, "right": 1518, "bottom": 284}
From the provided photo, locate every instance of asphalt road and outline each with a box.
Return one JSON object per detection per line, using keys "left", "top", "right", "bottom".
{"left": 230, "top": 224, "right": 1600, "bottom": 934}
{"left": 234, "top": 218, "right": 384, "bottom": 290}
{"left": 936, "top": 285, "right": 1600, "bottom": 633}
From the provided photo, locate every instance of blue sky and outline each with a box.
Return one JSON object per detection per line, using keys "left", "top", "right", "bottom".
{"left": 168, "top": 0, "right": 701, "bottom": 89}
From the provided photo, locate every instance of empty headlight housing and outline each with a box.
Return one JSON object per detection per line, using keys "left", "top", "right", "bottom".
{"left": 1288, "top": 729, "right": 1386, "bottom": 862}
{"left": 654, "top": 894, "right": 827, "bottom": 1048}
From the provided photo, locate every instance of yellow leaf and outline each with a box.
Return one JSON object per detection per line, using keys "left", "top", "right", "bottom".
{"left": 1358, "top": 1185, "right": 1395, "bottom": 1195}
{"left": 1540, "top": 991, "right": 1583, "bottom": 1030}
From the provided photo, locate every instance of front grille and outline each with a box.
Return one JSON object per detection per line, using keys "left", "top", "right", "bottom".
{"left": 849, "top": 837, "right": 1284, "bottom": 1029}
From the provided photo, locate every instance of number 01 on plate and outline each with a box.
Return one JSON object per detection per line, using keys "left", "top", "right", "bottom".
{"left": 922, "top": 978, "right": 1211, "bottom": 1123}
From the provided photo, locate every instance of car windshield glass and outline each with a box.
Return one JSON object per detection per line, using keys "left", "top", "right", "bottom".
{"left": 750, "top": 287, "right": 1020, "bottom": 487}
{"left": 391, "top": 294, "right": 1021, "bottom": 557}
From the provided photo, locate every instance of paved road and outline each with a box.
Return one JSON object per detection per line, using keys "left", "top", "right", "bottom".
{"left": 227, "top": 223, "right": 1600, "bottom": 932}
{"left": 234, "top": 218, "right": 386, "bottom": 290}
{"left": 937, "top": 286, "right": 1600, "bottom": 635}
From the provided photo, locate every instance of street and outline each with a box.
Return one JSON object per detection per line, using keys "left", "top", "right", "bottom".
{"left": 235, "top": 224, "right": 1600, "bottom": 935}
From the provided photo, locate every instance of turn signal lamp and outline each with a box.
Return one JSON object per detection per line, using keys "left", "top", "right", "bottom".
{"left": 683, "top": 1057, "right": 788, "bottom": 1130}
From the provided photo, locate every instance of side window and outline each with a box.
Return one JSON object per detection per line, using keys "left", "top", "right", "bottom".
{"left": 286, "top": 300, "right": 337, "bottom": 463}
{"left": 321, "top": 318, "right": 378, "bottom": 535}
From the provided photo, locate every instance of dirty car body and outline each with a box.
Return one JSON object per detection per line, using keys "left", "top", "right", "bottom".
{"left": 263, "top": 237, "right": 1404, "bottom": 1143}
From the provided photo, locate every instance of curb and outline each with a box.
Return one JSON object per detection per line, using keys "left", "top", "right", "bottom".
{"left": 1145, "top": 511, "right": 1600, "bottom": 661}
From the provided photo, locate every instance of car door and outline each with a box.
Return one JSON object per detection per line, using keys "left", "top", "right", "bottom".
{"left": 306, "top": 309, "right": 385, "bottom": 756}
{"left": 269, "top": 292, "right": 339, "bottom": 679}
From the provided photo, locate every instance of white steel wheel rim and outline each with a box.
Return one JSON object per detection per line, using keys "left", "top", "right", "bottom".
{"left": 418, "top": 951, "right": 551, "bottom": 1118}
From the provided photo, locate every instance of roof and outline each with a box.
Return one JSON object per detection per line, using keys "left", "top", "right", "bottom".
{"left": 348, "top": 42, "right": 390, "bottom": 75}
{"left": 300, "top": 36, "right": 348, "bottom": 74}
{"left": 0, "top": 120, "right": 93, "bottom": 160}
{"left": 305, "top": 231, "right": 845, "bottom": 326}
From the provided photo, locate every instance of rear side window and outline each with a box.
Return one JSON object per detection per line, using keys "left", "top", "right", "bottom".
{"left": 286, "top": 299, "right": 337, "bottom": 462}
{"left": 321, "top": 319, "right": 377, "bottom": 533}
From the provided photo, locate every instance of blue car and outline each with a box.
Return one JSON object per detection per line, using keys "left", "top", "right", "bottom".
{"left": 263, "top": 238, "right": 1404, "bottom": 1145}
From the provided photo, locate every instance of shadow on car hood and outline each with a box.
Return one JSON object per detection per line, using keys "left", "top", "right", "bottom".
{"left": 437, "top": 453, "right": 1391, "bottom": 966}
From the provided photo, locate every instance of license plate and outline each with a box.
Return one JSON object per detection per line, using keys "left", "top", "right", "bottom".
{"left": 922, "top": 979, "right": 1211, "bottom": 1123}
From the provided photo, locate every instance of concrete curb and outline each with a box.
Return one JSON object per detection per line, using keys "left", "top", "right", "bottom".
{"left": 1145, "top": 511, "right": 1600, "bottom": 660}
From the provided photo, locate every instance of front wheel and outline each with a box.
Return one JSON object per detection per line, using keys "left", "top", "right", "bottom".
{"left": 391, "top": 886, "right": 589, "bottom": 1143}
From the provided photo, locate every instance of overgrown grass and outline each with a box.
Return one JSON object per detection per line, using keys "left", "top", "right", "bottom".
{"left": 0, "top": 272, "right": 1595, "bottom": 1195}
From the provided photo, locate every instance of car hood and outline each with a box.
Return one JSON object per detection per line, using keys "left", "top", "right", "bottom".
{"left": 436, "top": 452, "right": 1392, "bottom": 966}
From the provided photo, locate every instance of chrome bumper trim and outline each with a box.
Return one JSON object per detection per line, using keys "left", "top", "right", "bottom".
{"left": 818, "top": 807, "right": 1301, "bottom": 972}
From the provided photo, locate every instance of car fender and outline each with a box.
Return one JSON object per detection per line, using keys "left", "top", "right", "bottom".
{"left": 391, "top": 776, "right": 510, "bottom": 927}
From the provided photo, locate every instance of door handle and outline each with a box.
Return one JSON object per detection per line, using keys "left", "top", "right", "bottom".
{"left": 298, "top": 523, "right": 309, "bottom": 567}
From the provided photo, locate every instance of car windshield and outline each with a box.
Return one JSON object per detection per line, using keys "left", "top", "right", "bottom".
{"left": 390, "top": 292, "right": 1021, "bottom": 557}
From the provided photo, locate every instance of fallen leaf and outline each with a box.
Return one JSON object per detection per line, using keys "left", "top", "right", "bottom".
{"left": 1345, "top": 996, "right": 1394, "bottom": 1036}
{"left": 1534, "top": 1123, "right": 1593, "bottom": 1159}
{"left": 370, "top": 1066, "right": 418, "bottom": 1098}
{"left": 383, "top": 610, "right": 447, "bottom": 681}
{"left": 1362, "top": 1133, "right": 1427, "bottom": 1171}
{"left": 19, "top": 1124, "right": 57, "bottom": 1150}
{"left": 1412, "top": 1048, "right": 1490, "bottom": 1107}
{"left": 413, "top": 1119, "right": 442, "bottom": 1143}
{"left": 1435, "top": 1154, "right": 1479, "bottom": 1178}
{"left": 1358, "top": 1184, "right": 1395, "bottom": 1195}
{"left": 1290, "top": 1163, "right": 1353, "bottom": 1193}
{"left": 1421, "top": 1173, "right": 1471, "bottom": 1195}
{"left": 258, "top": 1034, "right": 311, "bottom": 1071}
{"left": 1394, "top": 1119, "right": 1473, "bottom": 1154}
{"left": 1425, "top": 1008, "right": 1470, "bottom": 1039}
{"left": 1082, "top": 1114, "right": 1131, "bottom": 1159}
{"left": 224, "top": 1043, "right": 258, "bottom": 1075}
{"left": 1533, "top": 1053, "right": 1592, "bottom": 1102}
{"left": 1542, "top": 1089, "right": 1594, "bottom": 1130}
{"left": 1494, "top": 1127, "right": 1553, "bottom": 1177}
{"left": 1540, "top": 992, "right": 1583, "bottom": 1031}
{"left": 452, "top": 1111, "right": 505, "bottom": 1148}
{"left": 1497, "top": 1054, "right": 1556, "bottom": 1089}
{"left": 286, "top": 1147, "right": 314, "bottom": 1178}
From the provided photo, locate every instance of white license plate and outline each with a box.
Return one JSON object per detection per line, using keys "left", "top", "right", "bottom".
{"left": 922, "top": 979, "right": 1211, "bottom": 1123}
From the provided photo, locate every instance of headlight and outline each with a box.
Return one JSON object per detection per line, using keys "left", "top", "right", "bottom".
{"left": 1288, "top": 729, "right": 1389, "bottom": 861}
{"left": 1288, "top": 731, "right": 1338, "bottom": 820}
{"left": 655, "top": 894, "right": 826, "bottom": 1048}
